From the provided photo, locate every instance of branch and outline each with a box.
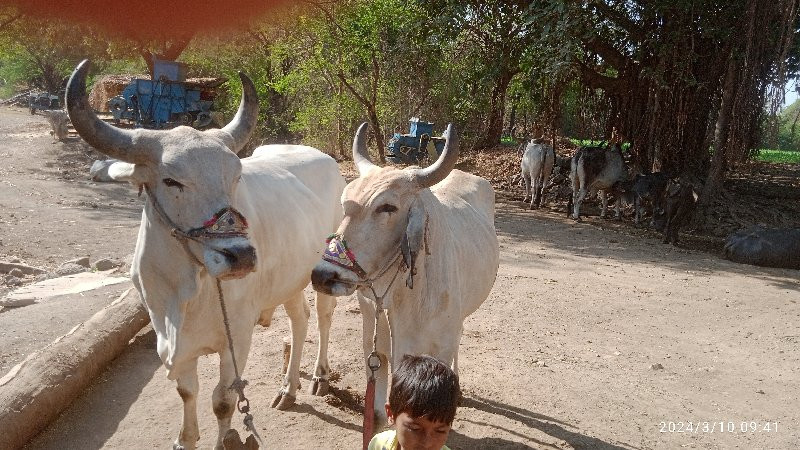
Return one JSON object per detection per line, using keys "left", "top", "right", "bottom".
{"left": 0, "top": 12, "right": 21, "bottom": 31}
{"left": 300, "top": 0, "right": 346, "bottom": 36}
{"left": 336, "top": 70, "right": 370, "bottom": 107}
{"left": 582, "top": 35, "right": 629, "bottom": 72}
{"left": 575, "top": 58, "right": 625, "bottom": 93}
{"left": 587, "top": 1, "right": 648, "bottom": 43}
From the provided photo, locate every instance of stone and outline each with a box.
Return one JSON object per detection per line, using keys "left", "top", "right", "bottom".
{"left": 8, "top": 268, "right": 24, "bottom": 278}
{"left": 650, "top": 363, "right": 664, "bottom": 370}
{"left": 65, "top": 256, "right": 91, "bottom": 268}
{"left": 93, "top": 258, "right": 121, "bottom": 271}
{"left": 55, "top": 263, "right": 87, "bottom": 276}
{"left": 0, "top": 261, "right": 46, "bottom": 276}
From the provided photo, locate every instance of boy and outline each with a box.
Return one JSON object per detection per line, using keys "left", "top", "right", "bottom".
{"left": 368, "top": 354, "right": 461, "bottom": 450}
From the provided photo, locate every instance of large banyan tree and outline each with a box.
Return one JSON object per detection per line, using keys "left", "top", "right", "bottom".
{"left": 561, "top": 0, "right": 798, "bottom": 200}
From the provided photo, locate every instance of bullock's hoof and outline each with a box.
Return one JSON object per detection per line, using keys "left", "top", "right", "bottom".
{"left": 529, "top": 204, "right": 536, "bottom": 210}
{"left": 573, "top": 216, "right": 582, "bottom": 222}
{"left": 310, "top": 377, "right": 330, "bottom": 396}
{"left": 271, "top": 391, "right": 296, "bottom": 410}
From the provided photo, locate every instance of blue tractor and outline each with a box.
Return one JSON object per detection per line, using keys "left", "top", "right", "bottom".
{"left": 107, "top": 58, "right": 217, "bottom": 129}
{"left": 386, "top": 117, "right": 447, "bottom": 164}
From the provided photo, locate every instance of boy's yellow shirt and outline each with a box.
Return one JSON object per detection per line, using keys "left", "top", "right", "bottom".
{"left": 367, "top": 429, "right": 452, "bottom": 450}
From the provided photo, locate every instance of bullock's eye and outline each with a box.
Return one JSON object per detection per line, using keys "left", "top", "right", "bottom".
{"left": 376, "top": 204, "right": 398, "bottom": 214}
{"left": 163, "top": 178, "right": 184, "bottom": 191}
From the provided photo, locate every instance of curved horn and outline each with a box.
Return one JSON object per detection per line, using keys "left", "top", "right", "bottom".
{"left": 66, "top": 59, "right": 143, "bottom": 163}
{"left": 410, "top": 123, "right": 459, "bottom": 188}
{"left": 218, "top": 72, "right": 259, "bottom": 154}
{"left": 352, "top": 122, "right": 378, "bottom": 175}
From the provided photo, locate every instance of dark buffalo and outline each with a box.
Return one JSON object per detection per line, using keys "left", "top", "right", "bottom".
{"left": 724, "top": 226, "right": 800, "bottom": 269}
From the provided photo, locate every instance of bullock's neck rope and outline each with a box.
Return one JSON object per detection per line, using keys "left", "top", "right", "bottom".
{"left": 323, "top": 234, "right": 408, "bottom": 449}
{"left": 140, "top": 184, "right": 264, "bottom": 447}
{"left": 215, "top": 279, "right": 264, "bottom": 447}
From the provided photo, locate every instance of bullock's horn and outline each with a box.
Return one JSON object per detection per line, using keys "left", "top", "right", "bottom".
{"left": 66, "top": 59, "right": 145, "bottom": 163}
{"left": 411, "top": 123, "right": 459, "bottom": 188}
{"left": 217, "top": 72, "right": 259, "bottom": 155}
{"left": 352, "top": 122, "right": 378, "bottom": 175}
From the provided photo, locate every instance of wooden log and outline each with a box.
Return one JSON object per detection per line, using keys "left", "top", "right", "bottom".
{"left": 0, "top": 288, "right": 150, "bottom": 449}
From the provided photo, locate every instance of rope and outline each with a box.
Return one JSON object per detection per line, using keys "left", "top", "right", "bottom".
{"left": 217, "top": 279, "right": 265, "bottom": 447}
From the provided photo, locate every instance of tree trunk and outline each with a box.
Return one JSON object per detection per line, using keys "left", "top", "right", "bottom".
{"left": 476, "top": 69, "right": 514, "bottom": 148}
{"left": 367, "top": 107, "right": 385, "bottom": 164}
{"left": 701, "top": 56, "right": 738, "bottom": 206}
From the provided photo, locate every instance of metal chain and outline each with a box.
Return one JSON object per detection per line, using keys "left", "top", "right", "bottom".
{"left": 216, "top": 279, "right": 264, "bottom": 447}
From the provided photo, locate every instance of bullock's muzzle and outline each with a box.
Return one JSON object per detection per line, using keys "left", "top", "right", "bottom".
{"left": 311, "top": 262, "right": 358, "bottom": 297}
{"left": 206, "top": 240, "right": 257, "bottom": 280}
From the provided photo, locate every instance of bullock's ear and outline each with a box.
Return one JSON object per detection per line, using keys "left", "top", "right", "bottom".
{"left": 401, "top": 197, "right": 428, "bottom": 289}
{"left": 107, "top": 162, "right": 151, "bottom": 185}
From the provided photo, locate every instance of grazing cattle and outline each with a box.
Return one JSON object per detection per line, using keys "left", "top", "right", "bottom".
{"left": 521, "top": 138, "right": 555, "bottom": 209}
{"left": 724, "top": 226, "right": 800, "bottom": 269}
{"left": 66, "top": 60, "right": 345, "bottom": 450}
{"left": 567, "top": 144, "right": 628, "bottom": 221}
{"left": 310, "top": 123, "right": 499, "bottom": 427}
{"left": 629, "top": 172, "right": 669, "bottom": 226}
{"left": 661, "top": 179, "right": 698, "bottom": 245}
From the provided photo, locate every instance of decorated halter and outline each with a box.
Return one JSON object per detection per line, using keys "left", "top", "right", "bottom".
{"left": 322, "top": 233, "right": 368, "bottom": 279}
{"left": 187, "top": 207, "right": 249, "bottom": 239}
{"left": 142, "top": 184, "right": 250, "bottom": 266}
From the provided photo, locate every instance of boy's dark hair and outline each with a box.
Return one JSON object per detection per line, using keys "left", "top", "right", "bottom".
{"left": 388, "top": 354, "right": 460, "bottom": 424}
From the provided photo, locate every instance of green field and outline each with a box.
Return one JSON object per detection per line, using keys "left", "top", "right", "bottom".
{"left": 754, "top": 149, "right": 800, "bottom": 163}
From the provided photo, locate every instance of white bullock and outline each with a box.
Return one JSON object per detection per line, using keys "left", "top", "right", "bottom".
{"left": 310, "top": 123, "right": 499, "bottom": 426}
{"left": 66, "top": 60, "right": 345, "bottom": 450}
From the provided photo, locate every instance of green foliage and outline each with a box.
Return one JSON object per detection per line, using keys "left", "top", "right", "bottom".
{"left": 753, "top": 149, "right": 800, "bottom": 163}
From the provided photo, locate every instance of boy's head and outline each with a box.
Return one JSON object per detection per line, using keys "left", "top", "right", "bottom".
{"left": 385, "top": 354, "right": 460, "bottom": 450}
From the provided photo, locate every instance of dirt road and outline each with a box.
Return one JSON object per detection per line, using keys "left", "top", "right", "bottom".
{"left": 1, "top": 107, "right": 798, "bottom": 449}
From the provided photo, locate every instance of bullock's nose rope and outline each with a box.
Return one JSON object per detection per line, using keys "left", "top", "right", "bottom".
{"left": 216, "top": 279, "right": 265, "bottom": 448}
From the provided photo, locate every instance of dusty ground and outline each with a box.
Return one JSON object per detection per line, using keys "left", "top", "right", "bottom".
{"left": 1, "top": 106, "right": 799, "bottom": 449}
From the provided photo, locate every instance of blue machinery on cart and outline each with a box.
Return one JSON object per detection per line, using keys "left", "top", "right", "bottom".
{"left": 386, "top": 117, "right": 447, "bottom": 165}
{"left": 107, "top": 58, "right": 218, "bottom": 129}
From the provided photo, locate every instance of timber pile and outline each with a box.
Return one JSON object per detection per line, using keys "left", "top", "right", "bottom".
{"left": 88, "top": 75, "right": 227, "bottom": 112}
{"left": 88, "top": 74, "right": 146, "bottom": 112}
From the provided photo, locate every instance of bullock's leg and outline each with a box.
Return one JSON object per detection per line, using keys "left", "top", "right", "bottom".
{"left": 173, "top": 359, "right": 200, "bottom": 450}
{"left": 213, "top": 335, "right": 253, "bottom": 450}
{"left": 531, "top": 173, "right": 541, "bottom": 210}
{"left": 537, "top": 170, "right": 551, "bottom": 208}
{"left": 359, "top": 293, "right": 391, "bottom": 429}
{"left": 273, "top": 291, "right": 310, "bottom": 410}
{"left": 310, "top": 292, "right": 337, "bottom": 396}
{"left": 522, "top": 173, "right": 532, "bottom": 204}
{"left": 600, "top": 190, "right": 609, "bottom": 218}
{"left": 613, "top": 194, "right": 622, "bottom": 220}
{"left": 573, "top": 188, "right": 587, "bottom": 221}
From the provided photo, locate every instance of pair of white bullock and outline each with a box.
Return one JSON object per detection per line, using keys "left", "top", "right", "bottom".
{"left": 66, "top": 60, "right": 499, "bottom": 449}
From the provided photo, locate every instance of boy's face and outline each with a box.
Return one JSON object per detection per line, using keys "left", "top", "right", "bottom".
{"left": 386, "top": 405, "right": 451, "bottom": 450}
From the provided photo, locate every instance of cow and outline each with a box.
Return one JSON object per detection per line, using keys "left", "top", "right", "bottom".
{"left": 628, "top": 172, "right": 669, "bottom": 226}
{"left": 66, "top": 60, "right": 345, "bottom": 450}
{"left": 42, "top": 109, "right": 70, "bottom": 141}
{"left": 309, "top": 123, "right": 499, "bottom": 428}
{"left": 566, "top": 143, "right": 628, "bottom": 221}
{"left": 724, "top": 226, "right": 800, "bottom": 269}
{"left": 521, "top": 138, "right": 555, "bottom": 209}
{"left": 661, "top": 179, "right": 698, "bottom": 245}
